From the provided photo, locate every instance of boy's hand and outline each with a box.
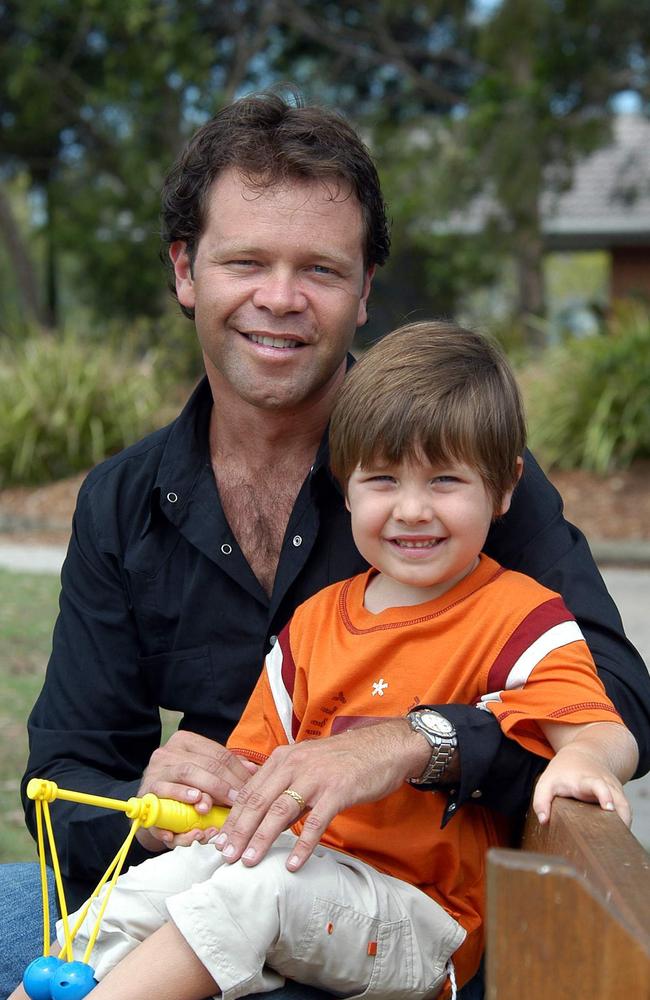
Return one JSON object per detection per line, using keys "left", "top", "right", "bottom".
{"left": 134, "top": 730, "right": 257, "bottom": 851}
{"left": 533, "top": 744, "right": 632, "bottom": 827}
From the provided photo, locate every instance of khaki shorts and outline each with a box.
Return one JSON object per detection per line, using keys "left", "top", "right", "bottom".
{"left": 59, "top": 832, "right": 465, "bottom": 1000}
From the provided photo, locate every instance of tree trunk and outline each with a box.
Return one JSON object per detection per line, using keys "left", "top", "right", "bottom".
{"left": 44, "top": 183, "right": 58, "bottom": 329}
{"left": 514, "top": 226, "right": 546, "bottom": 350}
{"left": 0, "top": 182, "right": 52, "bottom": 330}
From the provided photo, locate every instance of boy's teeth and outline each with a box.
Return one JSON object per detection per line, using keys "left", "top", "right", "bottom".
{"left": 395, "top": 539, "right": 437, "bottom": 547}
{"left": 249, "top": 334, "right": 296, "bottom": 348}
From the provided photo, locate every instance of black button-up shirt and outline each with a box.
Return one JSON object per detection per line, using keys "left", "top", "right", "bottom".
{"left": 23, "top": 377, "right": 650, "bottom": 908}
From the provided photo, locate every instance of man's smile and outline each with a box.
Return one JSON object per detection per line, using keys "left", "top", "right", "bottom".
{"left": 241, "top": 332, "right": 307, "bottom": 350}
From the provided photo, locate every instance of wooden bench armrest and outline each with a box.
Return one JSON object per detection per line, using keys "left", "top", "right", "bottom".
{"left": 486, "top": 798, "right": 650, "bottom": 999}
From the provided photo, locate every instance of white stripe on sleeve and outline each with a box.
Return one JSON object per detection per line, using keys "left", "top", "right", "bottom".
{"left": 504, "top": 620, "right": 584, "bottom": 690}
{"left": 265, "top": 642, "right": 295, "bottom": 744}
{"left": 478, "top": 620, "right": 585, "bottom": 707}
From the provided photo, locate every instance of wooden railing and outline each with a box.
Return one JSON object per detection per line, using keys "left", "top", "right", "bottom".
{"left": 486, "top": 798, "right": 650, "bottom": 999}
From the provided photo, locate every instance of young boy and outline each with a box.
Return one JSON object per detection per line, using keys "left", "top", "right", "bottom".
{"left": 13, "top": 322, "right": 637, "bottom": 1000}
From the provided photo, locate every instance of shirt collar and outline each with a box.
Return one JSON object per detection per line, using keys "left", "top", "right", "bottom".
{"left": 152, "top": 351, "right": 357, "bottom": 509}
{"left": 151, "top": 376, "right": 214, "bottom": 518}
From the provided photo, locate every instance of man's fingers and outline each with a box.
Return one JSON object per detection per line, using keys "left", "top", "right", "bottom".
{"left": 237, "top": 795, "right": 330, "bottom": 870}
{"left": 285, "top": 810, "right": 330, "bottom": 871}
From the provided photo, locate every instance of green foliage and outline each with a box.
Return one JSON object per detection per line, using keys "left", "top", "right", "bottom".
{"left": 526, "top": 306, "right": 650, "bottom": 472}
{"left": 0, "top": 332, "right": 171, "bottom": 486}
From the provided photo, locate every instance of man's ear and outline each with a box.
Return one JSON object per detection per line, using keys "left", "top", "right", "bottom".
{"left": 356, "top": 265, "right": 376, "bottom": 328}
{"left": 497, "top": 456, "right": 524, "bottom": 517}
{"left": 169, "top": 241, "right": 195, "bottom": 311}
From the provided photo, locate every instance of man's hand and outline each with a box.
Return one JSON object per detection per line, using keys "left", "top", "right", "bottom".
{"left": 533, "top": 744, "right": 632, "bottom": 827}
{"left": 134, "top": 730, "right": 256, "bottom": 851}
{"left": 213, "top": 718, "right": 430, "bottom": 870}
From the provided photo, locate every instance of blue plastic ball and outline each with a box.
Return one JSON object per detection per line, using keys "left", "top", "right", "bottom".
{"left": 23, "top": 955, "right": 64, "bottom": 1000}
{"left": 50, "top": 961, "right": 98, "bottom": 1000}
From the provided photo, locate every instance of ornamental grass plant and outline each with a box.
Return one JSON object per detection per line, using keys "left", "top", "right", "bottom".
{"left": 0, "top": 331, "right": 170, "bottom": 487}
{"left": 526, "top": 304, "right": 650, "bottom": 473}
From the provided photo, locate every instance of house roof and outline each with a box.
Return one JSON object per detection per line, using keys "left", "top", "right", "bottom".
{"left": 440, "top": 115, "right": 650, "bottom": 250}
{"left": 542, "top": 115, "right": 650, "bottom": 250}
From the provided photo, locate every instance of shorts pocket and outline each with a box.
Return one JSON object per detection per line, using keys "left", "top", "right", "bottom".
{"left": 275, "top": 897, "right": 414, "bottom": 998}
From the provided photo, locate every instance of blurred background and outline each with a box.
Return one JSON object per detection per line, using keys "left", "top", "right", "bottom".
{"left": 0, "top": 0, "right": 649, "bottom": 859}
{"left": 1, "top": 0, "right": 650, "bottom": 483}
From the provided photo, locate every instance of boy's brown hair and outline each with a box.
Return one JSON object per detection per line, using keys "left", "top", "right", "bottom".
{"left": 329, "top": 321, "right": 526, "bottom": 510}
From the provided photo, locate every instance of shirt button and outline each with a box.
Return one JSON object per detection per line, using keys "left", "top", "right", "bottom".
{"left": 448, "top": 802, "right": 457, "bottom": 812}
{"left": 269, "top": 635, "right": 278, "bottom": 646}
{"left": 449, "top": 788, "right": 458, "bottom": 798}
{"left": 292, "top": 535, "right": 302, "bottom": 547}
{"left": 220, "top": 543, "right": 232, "bottom": 555}
{"left": 471, "top": 790, "right": 483, "bottom": 799}
{"left": 166, "top": 492, "right": 178, "bottom": 503}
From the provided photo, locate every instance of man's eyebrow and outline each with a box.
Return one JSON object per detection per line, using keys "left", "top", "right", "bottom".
{"left": 205, "top": 240, "right": 356, "bottom": 268}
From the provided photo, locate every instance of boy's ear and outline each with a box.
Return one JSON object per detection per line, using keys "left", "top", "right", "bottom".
{"left": 345, "top": 494, "right": 351, "bottom": 513}
{"left": 497, "top": 456, "right": 524, "bottom": 517}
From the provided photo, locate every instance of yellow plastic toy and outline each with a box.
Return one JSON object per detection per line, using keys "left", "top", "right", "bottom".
{"left": 22, "top": 777, "right": 229, "bottom": 1000}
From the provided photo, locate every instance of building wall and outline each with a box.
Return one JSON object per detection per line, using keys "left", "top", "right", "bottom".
{"left": 610, "top": 246, "right": 650, "bottom": 302}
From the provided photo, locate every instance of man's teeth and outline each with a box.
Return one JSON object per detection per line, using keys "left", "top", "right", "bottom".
{"left": 393, "top": 539, "right": 440, "bottom": 548}
{"left": 248, "top": 333, "right": 298, "bottom": 349}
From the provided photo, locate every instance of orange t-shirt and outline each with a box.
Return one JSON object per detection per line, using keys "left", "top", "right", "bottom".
{"left": 228, "top": 554, "right": 621, "bottom": 986}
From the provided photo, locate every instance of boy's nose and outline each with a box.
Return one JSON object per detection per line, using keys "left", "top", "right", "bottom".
{"left": 394, "top": 490, "right": 433, "bottom": 524}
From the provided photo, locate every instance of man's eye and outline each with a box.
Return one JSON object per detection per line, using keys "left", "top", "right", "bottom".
{"left": 312, "top": 264, "right": 335, "bottom": 275}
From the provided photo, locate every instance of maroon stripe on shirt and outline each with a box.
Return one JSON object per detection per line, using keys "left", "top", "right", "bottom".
{"left": 486, "top": 597, "right": 576, "bottom": 693}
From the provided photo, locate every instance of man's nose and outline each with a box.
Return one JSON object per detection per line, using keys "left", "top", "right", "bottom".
{"left": 252, "top": 270, "right": 307, "bottom": 315}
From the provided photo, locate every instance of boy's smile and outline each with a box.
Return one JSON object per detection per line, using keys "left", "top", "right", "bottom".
{"left": 346, "top": 456, "right": 515, "bottom": 612}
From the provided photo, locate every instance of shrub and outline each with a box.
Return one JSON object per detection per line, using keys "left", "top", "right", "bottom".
{"left": 0, "top": 332, "right": 171, "bottom": 486}
{"left": 526, "top": 304, "right": 650, "bottom": 472}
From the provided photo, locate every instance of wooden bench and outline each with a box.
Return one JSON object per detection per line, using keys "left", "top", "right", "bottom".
{"left": 486, "top": 798, "right": 650, "bottom": 998}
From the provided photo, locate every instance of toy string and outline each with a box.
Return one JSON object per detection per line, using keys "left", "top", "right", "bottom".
{"left": 82, "top": 818, "right": 142, "bottom": 965}
{"left": 41, "top": 800, "right": 74, "bottom": 961}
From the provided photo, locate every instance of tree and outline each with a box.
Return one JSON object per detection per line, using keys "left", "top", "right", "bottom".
{"left": 275, "top": 0, "right": 650, "bottom": 342}
{"left": 0, "top": 0, "right": 287, "bottom": 330}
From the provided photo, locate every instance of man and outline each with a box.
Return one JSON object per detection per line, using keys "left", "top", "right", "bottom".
{"left": 4, "top": 92, "right": 649, "bottom": 1000}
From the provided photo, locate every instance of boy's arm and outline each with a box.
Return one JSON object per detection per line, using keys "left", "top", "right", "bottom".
{"left": 485, "top": 451, "right": 650, "bottom": 779}
{"left": 429, "top": 449, "right": 650, "bottom": 821}
{"left": 533, "top": 720, "right": 639, "bottom": 826}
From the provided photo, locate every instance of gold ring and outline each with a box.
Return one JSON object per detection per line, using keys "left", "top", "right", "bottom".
{"left": 282, "top": 788, "right": 307, "bottom": 811}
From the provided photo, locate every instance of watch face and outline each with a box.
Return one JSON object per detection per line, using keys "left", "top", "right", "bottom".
{"left": 419, "top": 711, "right": 455, "bottom": 736}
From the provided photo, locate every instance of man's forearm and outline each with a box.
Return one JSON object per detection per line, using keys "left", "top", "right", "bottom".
{"left": 411, "top": 704, "right": 546, "bottom": 823}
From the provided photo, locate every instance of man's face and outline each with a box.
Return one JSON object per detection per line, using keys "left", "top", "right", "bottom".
{"left": 170, "top": 168, "right": 374, "bottom": 412}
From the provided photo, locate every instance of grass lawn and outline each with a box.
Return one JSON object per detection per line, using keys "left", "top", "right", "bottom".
{"left": 0, "top": 566, "right": 180, "bottom": 864}
{"left": 0, "top": 568, "right": 60, "bottom": 863}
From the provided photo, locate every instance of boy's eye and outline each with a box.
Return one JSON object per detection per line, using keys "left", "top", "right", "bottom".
{"left": 432, "top": 475, "right": 458, "bottom": 484}
{"left": 367, "top": 474, "right": 395, "bottom": 483}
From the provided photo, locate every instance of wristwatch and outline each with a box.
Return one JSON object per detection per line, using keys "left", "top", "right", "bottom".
{"left": 407, "top": 709, "right": 458, "bottom": 785}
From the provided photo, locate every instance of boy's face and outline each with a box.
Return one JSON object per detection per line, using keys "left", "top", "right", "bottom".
{"left": 346, "top": 455, "right": 516, "bottom": 603}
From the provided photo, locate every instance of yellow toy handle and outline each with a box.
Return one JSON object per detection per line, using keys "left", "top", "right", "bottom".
{"left": 26, "top": 778, "right": 230, "bottom": 833}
